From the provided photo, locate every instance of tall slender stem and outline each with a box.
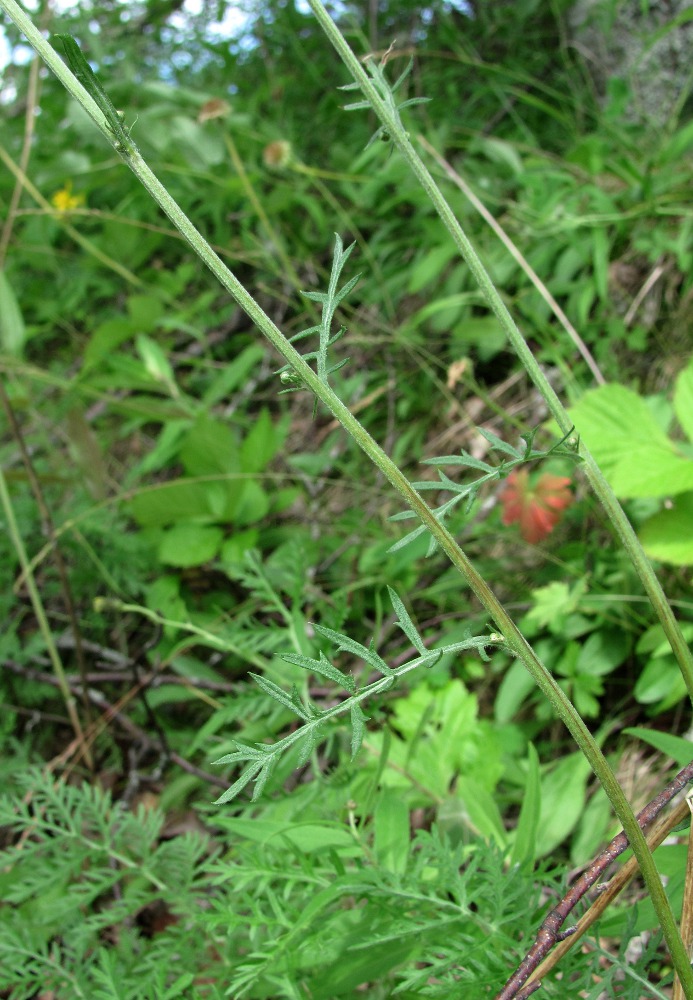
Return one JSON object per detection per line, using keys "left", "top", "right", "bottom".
{"left": 1, "top": 0, "right": 690, "bottom": 991}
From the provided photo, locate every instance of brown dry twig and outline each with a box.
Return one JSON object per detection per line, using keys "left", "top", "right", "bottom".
{"left": 497, "top": 758, "right": 693, "bottom": 1000}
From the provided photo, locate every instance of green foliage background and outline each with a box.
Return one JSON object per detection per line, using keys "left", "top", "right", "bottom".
{"left": 1, "top": 0, "right": 692, "bottom": 996}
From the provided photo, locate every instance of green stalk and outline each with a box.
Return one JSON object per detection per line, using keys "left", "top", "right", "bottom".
{"left": 302, "top": 4, "right": 693, "bottom": 988}
{"left": 2, "top": 1, "right": 690, "bottom": 991}
{"left": 304, "top": 0, "right": 693, "bottom": 708}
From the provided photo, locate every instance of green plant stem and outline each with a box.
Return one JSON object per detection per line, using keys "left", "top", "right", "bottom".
{"left": 301, "top": 6, "right": 693, "bottom": 989}
{"left": 304, "top": 0, "right": 693, "bottom": 709}
{"left": 0, "top": 464, "right": 92, "bottom": 768}
{"left": 2, "top": 2, "right": 689, "bottom": 991}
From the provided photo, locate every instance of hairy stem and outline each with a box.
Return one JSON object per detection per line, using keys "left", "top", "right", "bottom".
{"left": 1, "top": 1, "right": 690, "bottom": 991}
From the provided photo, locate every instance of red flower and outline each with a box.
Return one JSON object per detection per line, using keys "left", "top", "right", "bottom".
{"left": 500, "top": 469, "right": 573, "bottom": 544}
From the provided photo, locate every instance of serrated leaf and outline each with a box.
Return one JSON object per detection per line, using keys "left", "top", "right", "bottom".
{"left": 477, "top": 427, "right": 521, "bottom": 457}
{"left": 313, "top": 624, "right": 391, "bottom": 677}
{"left": 289, "top": 324, "right": 321, "bottom": 342}
{"left": 388, "top": 588, "right": 426, "bottom": 654}
{"left": 388, "top": 523, "right": 427, "bottom": 552}
{"left": 397, "top": 97, "right": 432, "bottom": 110}
{"left": 211, "top": 740, "right": 270, "bottom": 766}
{"left": 250, "top": 672, "right": 310, "bottom": 720}
{"left": 333, "top": 274, "right": 361, "bottom": 303}
{"left": 388, "top": 509, "right": 417, "bottom": 522}
{"left": 252, "top": 759, "right": 276, "bottom": 800}
{"left": 424, "top": 452, "right": 496, "bottom": 472}
{"left": 214, "top": 759, "right": 265, "bottom": 805}
{"left": 282, "top": 648, "right": 356, "bottom": 691}
{"left": 391, "top": 58, "right": 414, "bottom": 93}
{"left": 351, "top": 703, "right": 368, "bottom": 758}
{"left": 326, "top": 357, "right": 350, "bottom": 376}
{"left": 296, "top": 728, "right": 320, "bottom": 768}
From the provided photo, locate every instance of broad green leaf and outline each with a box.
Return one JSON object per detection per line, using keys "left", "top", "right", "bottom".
{"left": 610, "top": 446, "right": 693, "bottom": 497}
{"left": 179, "top": 414, "right": 239, "bottom": 475}
{"left": 624, "top": 727, "right": 693, "bottom": 767}
{"left": 308, "top": 936, "right": 417, "bottom": 1000}
{"left": 373, "top": 789, "right": 410, "bottom": 874}
{"left": 576, "top": 628, "right": 630, "bottom": 677}
{"left": 452, "top": 315, "right": 506, "bottom": 360}
{"left": 84, "top": 315, "right": 135, "bottom": 369}
{"left": 0, "top": 269, "right": 26, "bottom": 356}
{"left": 127, "top": 293, "right": 165, "bottom": 329}
{"left": 371, "top": 681, "right": 503, "bottom": 801}
{"left": 158, "top": 523, "right": 223, "bottom": 567}
{"left": 456, "top": 777, "right": 507, "bottom": 847}
{"left": 495, "top": 659, "right": 537, "bottom": 722}
{"left": 639, "top": 492, "right": 693, "bottom": 565}
{"left": 535, "top": 753, "right": 591, "bottom": 856}
{"left": 136, "top": 333, "right": 176, "bottom": 389}
{"left": 569, "top": 384, "right": 693, "bottom": 497}
{"left": 240, "top": 407, "right": 282, "bottom": 473}
{"left": 570, "top": 784, "right": 612, "bottom": 865}
{"left": 201, "top": 344, "right": 265, "bottom": 407}
{"left": 634, "top": 656, "right": 687, "bottom": 706}
{"left": 674, "top": 358, "right": 693, "bottom": 443}
{"left": 592, "top": 226, "right": 609, "bottom": 301}
{"left": 407, "top": 243, "right": 457, "bottom": 294}
{"left": 510, "top": 742, "right": 541, "bottom": 867}
{"left": 475, "top": 136, "right": 524, "bottom": 175}
{"left": 233, "top": 478, "right": 270, "bottom": 526}
{"left": 130, "top": 479, "right": 241, "bottom": 526}
{"left": 212, "top": 817, "right": 357, "bottom": 852}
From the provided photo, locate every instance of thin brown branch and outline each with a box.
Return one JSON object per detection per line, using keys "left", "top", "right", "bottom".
{"left": 497, "top": 758, "right": 693, "bottom": 1000}
{"left": 673, "top": 795, "right": 693, "bottom": 1000}
{"left": 4, "top": 657, "right": 228, "bottom": 790}
{"left": 523, "top": 796, "right": 691, "bottom": 996}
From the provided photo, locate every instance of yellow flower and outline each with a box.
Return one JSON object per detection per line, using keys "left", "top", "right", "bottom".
{"left": 51, "top": 181, "right": 85, "bottom": 215}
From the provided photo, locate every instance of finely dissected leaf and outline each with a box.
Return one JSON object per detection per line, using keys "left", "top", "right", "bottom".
{"left": 313, "top": 623, "right": 392, "bottom": 676}
{"left": 281, "top": 649, "right": 356, "bottom": 692}
{"left": 278, "top": 234, "right": 358, "bottom": 412}
{"left": 251, "top": 759, "right": 276, "bottom": 801}
{"left": 211, "top": 741, "right": 273, "bottom": 766}
{"left": 211, "top": 591, "right": 501, "bottom": 805}
{"left": 55, "top": 34, "right": 134, "bottom": 150}
{"left": 387, "top": 522, "right": 428, "bottom": 553}
{"left": 213, "top": 759, "right": 265, "bottom": 804}
{"left": 388, "top": 587, "right": 426, "bottom": 654}
{"left": 296, "top": 727, "right": 321, "bottom": 768}
{"left": 477, "top": 426, "right": 521, "bottom": 457}
{"left": 249, "top": 673, "right": 311, "bottom": 720}
{"left": 423, "top": 451, "right": 497, "bottom": 472}
{"left": 350, "top": 702, "right": 368, "bottom": 758}
{"left": 343, "top": 49, "right": 430, "bottom": 151}
{"left": 390, "top": 425, "right": 581, "bottom": 554}
{"left": 332, "top": 273, "right": 360, "bottom": 304}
